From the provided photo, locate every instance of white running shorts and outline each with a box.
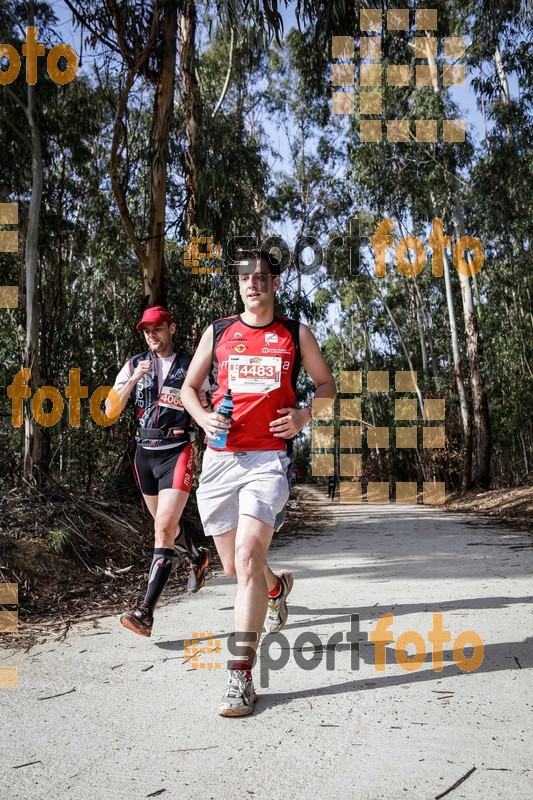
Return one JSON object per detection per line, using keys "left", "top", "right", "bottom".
{"left": 196, "top": 449, "right": 292, "bottom": 537}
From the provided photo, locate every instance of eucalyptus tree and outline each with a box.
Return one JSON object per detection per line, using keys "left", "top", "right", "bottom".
{"left": 1, "top": 0, "right": 66, "bottom": 484}
{"left": 463, "top": 1, "right": 533, "bottom": 482}
{"left": 61, "top": 0, "right": 323, "bottom": 307}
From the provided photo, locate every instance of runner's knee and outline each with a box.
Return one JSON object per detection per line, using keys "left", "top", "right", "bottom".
{"left": 154, "top": 519, "right": 178, "bottom": 547}
{"left": 234, "top": 546, "right": 264, "bottom": 580}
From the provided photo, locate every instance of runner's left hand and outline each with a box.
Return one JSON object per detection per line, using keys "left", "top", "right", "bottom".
{"left": 270, "top": 407, "right": 310, "bottom": 438}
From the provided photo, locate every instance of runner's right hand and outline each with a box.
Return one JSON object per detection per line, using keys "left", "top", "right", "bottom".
{"left": 201, "top": 411, "right": 231, "bottom": 438}
{"left": 132, "top": 360, "right": 152, "bottom": 381}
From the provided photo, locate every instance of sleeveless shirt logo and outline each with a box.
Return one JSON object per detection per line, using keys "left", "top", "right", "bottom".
{"left": 262, "top": 347, "right": 291, "bottom": 354}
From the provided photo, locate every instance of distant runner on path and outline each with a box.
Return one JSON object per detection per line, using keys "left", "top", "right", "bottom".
{"left": 328, "top": 473, "right": 338, "bottom": 501}
{"left": 182, "top": 250, "right": 336, "bottom": 717}
{"left": 107, "top": 306, "right": 211, "bottom": 637}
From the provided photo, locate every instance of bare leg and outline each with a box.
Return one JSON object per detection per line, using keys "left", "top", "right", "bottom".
{"left": 212, "top": 528, "right": 237, "bottom": 578}
{"left": 150, "top": 488, "right": 189, "bottom": 548}
{"left": 213, "top": 529, "right": 277, "bottom": 592}
{"left": 233, "top": 514, "right": 274, "bottom": 667}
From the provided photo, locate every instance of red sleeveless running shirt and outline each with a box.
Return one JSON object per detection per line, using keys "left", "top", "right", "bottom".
{"left": 210, "top": 315, "right": 301, "bottom": 451}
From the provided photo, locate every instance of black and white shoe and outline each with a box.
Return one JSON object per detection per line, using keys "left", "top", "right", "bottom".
{"left": 218, "top": 670, "right": 257, "bottom": 717}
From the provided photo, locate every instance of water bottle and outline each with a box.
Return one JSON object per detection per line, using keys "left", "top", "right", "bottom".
{"left": 209, "top": 389, "right": 234, "bottom": 449}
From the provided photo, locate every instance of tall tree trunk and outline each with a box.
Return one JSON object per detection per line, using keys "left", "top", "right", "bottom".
{"left": 375, "top": 287, "right": 425, "bottom": 418}
{"left": 443, "top": 247, "right": 472, "bottom": 491}
{"left": 412, "top": 278, "right": 438, "bottom": 377}
{"left": 146, "top": 0, "right": 177, "bottom": 306}
{"left": 23, "top": 0, "right": 44, "bottom": 485}
{"left": 411, "top": 279, "right": 429, "bottom": 374}
{"left": 180, "top": 0, "right": 199, "bottom": 238}
{"left": 105, "top": 1, "right": 173, "bottom": 308}
{"left": 453, "top": 198, "right": 491, "bottom": 489}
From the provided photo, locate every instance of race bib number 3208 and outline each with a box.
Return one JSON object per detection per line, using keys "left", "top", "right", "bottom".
{"left": 228, "top": 355, "right": 281, "bottom": 393}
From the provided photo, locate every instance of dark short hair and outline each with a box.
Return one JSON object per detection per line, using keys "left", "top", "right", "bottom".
{"left": 234, "top": 248, "right": 281, "bottom": 276}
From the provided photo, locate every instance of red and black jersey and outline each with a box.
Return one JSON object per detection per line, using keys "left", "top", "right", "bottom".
{"left": 210, "top": 315, "right": 301, "bottom": 451}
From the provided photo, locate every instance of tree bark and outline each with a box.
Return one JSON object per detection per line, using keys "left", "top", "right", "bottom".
{"left": 414, "top": 279, "right": 438, "bottom": 379}
{"left": 180, "top": 0, "right": 200, "bottom": 238}
{"left": 454, "top": 198, "right": 492, "bottom": 489}
{"left": 146, "top": 0, "right": 178, "bottom": 305}
{"left": 443, "top": 247, "right": 472, "bottom": 491}
{"left": 103, "top": 0, "right": 173, "bottom": 307}
{"left": 23, "top": 0, "right": 44, "bottom": 485}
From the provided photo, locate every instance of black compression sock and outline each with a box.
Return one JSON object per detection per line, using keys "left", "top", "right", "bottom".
{"left": 174, "top": 522, "right": 200, "bottom": 560}
{"left": 143, "top": 547, "right": 174, "bottom": 610}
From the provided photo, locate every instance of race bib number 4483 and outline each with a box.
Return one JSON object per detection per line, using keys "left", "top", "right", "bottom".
{"left": 228, "top": 355, "right": 281, "bottom": 393}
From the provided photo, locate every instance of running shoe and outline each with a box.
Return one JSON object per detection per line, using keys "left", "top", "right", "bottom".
{"left": 120, "top": 602, "right": 154, "bottom": 637}
{"left": 187, "top": 546, "right": 210, "bottom": 593}
{"left": 264, "top": 570, "right": 293, "bottom": 634}
{"left": 218, "top": 670, "right": 257, "bottom": 717}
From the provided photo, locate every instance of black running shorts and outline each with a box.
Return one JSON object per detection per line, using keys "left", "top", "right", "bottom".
{"left": 134, "top": 442, "right": 194, "bottom": 496}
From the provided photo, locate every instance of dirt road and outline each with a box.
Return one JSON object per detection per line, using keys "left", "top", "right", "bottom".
{"left": 2, "top": 486, "right": 532, "bottom": 799}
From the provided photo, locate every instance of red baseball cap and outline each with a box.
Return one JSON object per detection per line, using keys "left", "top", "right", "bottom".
{"left": 136, "top": 306, "right": 175, "bottom": 331}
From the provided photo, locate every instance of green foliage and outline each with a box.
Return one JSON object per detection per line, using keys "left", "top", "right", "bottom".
{"left": 0, "top": 0, "right": 530, "bottom": 494}
{"left": 45, "top": 526, "right": 73, "bottom": 555}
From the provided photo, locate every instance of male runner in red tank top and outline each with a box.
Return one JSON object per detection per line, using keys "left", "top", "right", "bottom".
{"left": 182, "top": 251, "right": 336, "bottom": 716}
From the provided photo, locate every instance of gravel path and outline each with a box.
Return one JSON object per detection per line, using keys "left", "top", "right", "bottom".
{"left": 2, "top": 486, "right": 532, "bottom": 799}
